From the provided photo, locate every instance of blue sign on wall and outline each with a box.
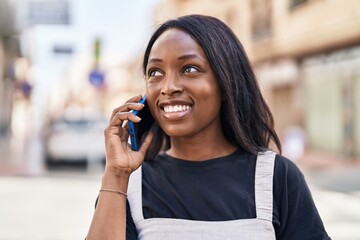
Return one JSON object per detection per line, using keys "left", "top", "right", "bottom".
{"left": 89, "top": 69, "right": 105, "bottom": 88}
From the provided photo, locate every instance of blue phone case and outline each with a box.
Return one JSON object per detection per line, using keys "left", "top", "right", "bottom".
{"left": 128, "top": 96, "right": 147, "bottom": 151}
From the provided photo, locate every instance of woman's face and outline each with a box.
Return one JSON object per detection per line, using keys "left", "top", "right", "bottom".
{"left": 145, "top": 28, "right": 222, "bottom": 139}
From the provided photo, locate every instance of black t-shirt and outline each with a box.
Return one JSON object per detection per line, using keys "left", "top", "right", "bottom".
{"left": 126, "top": 149, "right": 330, "bottom": 239}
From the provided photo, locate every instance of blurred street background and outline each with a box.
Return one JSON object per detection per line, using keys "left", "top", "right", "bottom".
{"left": 1, "top": 0, "right": 360, "bottom": 239}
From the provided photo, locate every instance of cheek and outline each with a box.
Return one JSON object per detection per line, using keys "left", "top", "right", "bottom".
{"left": 197, "top": 82, "right": 222, "bottom": 103}
{"left": 146, "top": 81, "right": 158, "bottom": 98}
{"left": 199, "top": 85, "right": 222, "bottom": 115}
{"left": 146, "top": 81, "right": 160, "bottom": 96}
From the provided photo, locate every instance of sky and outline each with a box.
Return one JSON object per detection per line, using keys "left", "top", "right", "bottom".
{"left": 71, "top": 0, "right": 160, "bottom": 61}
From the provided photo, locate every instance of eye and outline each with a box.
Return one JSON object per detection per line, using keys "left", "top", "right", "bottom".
{"left": 183, "top": 66, "right": 198, "bottom": 74}
{"left": 148, "top": 69, "right": 162, "bottom": 78}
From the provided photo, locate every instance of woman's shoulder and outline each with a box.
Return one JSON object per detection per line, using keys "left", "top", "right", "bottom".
{"left": 273, "top": 152, "right": 307, "bottom": 193}
{"left": 274, "top": 153, "right": 304, "bottom": 175}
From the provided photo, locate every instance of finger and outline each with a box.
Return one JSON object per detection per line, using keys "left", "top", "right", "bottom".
{"left": 138, "top": 131, "right": 154, "bottom": 156}
{"left": 107, "top": 112, "right": 142, "bottom": 140}
{"left": 110, "top": 95, "right": 144, "bottom": 119}
{"left": 110, "top": 112, "right": 142, "bottom": 127}
{"left": 110, "top": 103, "right": 145, "bottom": 120}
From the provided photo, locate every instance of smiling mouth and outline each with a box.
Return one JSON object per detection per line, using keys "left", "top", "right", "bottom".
{"left": 163, "top": 105, "right": 192, "bottom": 113}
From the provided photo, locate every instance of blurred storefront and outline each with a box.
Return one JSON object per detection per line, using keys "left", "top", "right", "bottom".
{"left": 301, "top": 46, "right": 360, "bottom": 158}
{"left": 152, "top": 0, "right": 360, "bottom": 161}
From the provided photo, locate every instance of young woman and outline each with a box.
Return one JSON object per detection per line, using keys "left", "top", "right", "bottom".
{"left": 87, "top": 15, "right": 330, "bottom": 240}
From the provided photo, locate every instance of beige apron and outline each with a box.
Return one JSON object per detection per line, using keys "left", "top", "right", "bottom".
{"left": 127, "top": 151, "right": 276, "bottom": 240}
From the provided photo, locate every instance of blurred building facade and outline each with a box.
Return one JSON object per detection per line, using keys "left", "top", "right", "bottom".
{"left": 152, "top": 0, "right": 360, "bottom": 160}
{"left": 0, "top": 0, "right": 21, "bottom": 138}
{"left": 1, "top": 0, "right": 147, "bottom": 134}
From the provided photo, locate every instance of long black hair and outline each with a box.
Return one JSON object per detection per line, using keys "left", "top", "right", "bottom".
{"left": 142, "top": 14, "right": 281, "bottom": 159}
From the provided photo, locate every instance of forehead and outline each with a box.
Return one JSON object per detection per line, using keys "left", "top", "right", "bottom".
{"left": 149, "top": 28, "right": 205, "bottom": 58}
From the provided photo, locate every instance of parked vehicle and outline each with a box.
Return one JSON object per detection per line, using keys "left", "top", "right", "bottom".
{"left": 43, "top": 117, "right": 107, "bottom": 167}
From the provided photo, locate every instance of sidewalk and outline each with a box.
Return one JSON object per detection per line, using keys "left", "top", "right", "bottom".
{"left": 309, "top": 184, "right": 360, "bottom": 240}
{"left": 296, "top": 151, "right": 360, "bottom": 240}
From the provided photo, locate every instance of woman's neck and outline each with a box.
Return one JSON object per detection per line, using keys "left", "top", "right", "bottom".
{"left": 166, "top": 133, "right": 237, "bottom": 161}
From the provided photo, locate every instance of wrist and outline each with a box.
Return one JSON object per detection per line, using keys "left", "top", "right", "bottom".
{"left": 104, "top": 165, "right": 132, "bottom": 178}
{"left": 101, "top": 167, "right": 131, "bottom": 192}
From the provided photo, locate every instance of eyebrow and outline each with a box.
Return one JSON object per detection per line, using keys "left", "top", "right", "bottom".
{"left": 148, "top": 58, "right": 162, "bottom": 64}
{"left": 148, "top": 54, "right": 205, "bottom": 64}
{"left": 177, "top": 54, "right": 204, "bottom": 61}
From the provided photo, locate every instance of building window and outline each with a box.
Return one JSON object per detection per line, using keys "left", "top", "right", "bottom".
{"left": 251, "top": 0, "right": 272, "bottom": 40}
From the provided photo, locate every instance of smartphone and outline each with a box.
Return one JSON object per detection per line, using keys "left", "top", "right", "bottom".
{"left": 128, "top": 95, "right": 155, "bottom": 151}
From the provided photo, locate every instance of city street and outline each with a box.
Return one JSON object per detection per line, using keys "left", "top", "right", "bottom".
{"left": 306, "top": 173, "right": 360, "bottom": 240}
{"left": 0, "top": 171, "right": 101, "bottom": 240}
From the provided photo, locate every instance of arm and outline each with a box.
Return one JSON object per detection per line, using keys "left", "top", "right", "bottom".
{"left": 87, "top": 170, "right": 129, "bottom": 239}
{"left": 86, "top": 95, "right": 153, "bottom": 240}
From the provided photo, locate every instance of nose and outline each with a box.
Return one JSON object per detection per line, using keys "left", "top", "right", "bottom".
{"left": 160, "top": 74, "right": 184, "bottom": 96}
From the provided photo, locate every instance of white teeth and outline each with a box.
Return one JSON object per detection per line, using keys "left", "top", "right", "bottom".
{"left": 164, "top": 105, "right": 191, "bottom": 113}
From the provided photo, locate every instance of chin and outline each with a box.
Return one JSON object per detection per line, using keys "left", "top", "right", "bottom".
{"left": 162, "top": 126, "right": 192, "bottom": 138}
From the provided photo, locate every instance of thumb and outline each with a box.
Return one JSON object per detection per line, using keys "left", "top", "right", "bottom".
{"left": 138, "top": 131, "right": 154, "bottom": 157}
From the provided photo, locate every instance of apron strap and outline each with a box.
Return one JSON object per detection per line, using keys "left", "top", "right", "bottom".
{"left": 127, "top": 166, "right": 144, "bottom": 223}
{"left": 255, "top": 151, "right": 276, "bottom": 221}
